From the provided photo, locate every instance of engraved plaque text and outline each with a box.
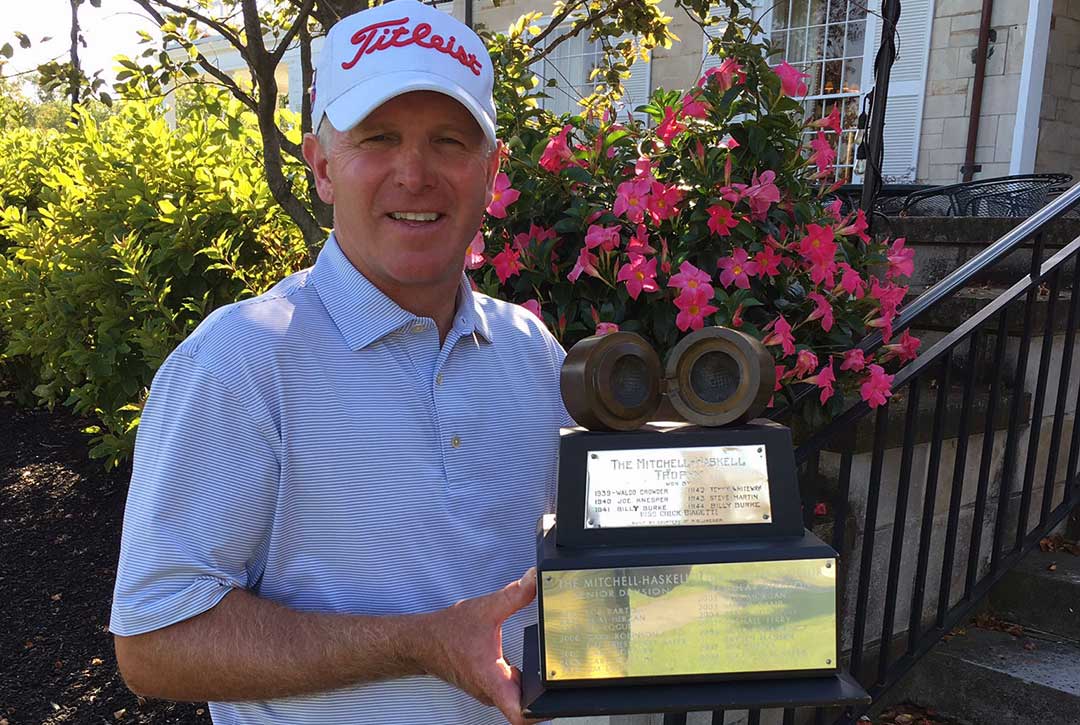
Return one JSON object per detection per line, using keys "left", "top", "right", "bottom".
{"left": 585, "top": 445, "right": 771, "bottom": 528}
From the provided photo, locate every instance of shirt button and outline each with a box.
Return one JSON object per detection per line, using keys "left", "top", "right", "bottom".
{"left": 411, "top": 322, "right": 425, "bottom": 333}
{"left": 436, "top": 373, "right": 444, "bottom": 386}
{"left": 450, "top": 435, "right": 462, "bottom": 448}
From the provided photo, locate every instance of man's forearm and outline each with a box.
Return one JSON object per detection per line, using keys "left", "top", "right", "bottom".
{"left": 115, "top": 588, "right": 434, "bottom": 702}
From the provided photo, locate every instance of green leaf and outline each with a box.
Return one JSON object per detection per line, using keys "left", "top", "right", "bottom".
{"left": 0, "top": 43, "right": 12, "bottom": 59}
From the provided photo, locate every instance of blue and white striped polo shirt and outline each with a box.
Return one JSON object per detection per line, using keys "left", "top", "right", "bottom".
{"left": 111, "top": 233, "right": 572, "bottom": 724}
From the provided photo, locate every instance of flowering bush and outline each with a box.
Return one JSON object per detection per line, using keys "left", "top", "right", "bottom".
{"left": 477, "top": 4, "right": 918, "bottom": 422}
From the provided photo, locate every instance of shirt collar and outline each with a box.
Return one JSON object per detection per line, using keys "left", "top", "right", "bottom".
{"left": 309, "top": 233, "right": 493, "bottom": 350}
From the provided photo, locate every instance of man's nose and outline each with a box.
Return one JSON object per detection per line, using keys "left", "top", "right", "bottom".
{"left": 394, "top": 143, "right": 438, "bottom": 193}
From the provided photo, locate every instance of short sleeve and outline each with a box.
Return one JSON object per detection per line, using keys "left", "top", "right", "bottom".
{"left": 110, "top": 349, "right": 280, "bottom": 636}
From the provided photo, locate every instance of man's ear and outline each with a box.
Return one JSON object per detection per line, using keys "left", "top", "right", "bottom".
{"left": 302, "top": 133, "right": 335, "bottom": 206}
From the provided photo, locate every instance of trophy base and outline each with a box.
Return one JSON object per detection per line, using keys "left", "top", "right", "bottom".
{"left": 521, "top": 625, "right": 870, "bottom": 718}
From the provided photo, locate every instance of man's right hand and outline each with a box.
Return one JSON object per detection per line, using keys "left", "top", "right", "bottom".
{"left": 417, "top": 567, "right": 540, "bottom": 725}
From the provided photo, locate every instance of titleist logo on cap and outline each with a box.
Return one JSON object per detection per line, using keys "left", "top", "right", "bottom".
{"left": 342, "top": 17, "right": 484, "bottom": 77}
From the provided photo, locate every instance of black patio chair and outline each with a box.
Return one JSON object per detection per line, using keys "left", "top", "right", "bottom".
{"left": 900, "top": 174, "right": 1074, "bottom": 217}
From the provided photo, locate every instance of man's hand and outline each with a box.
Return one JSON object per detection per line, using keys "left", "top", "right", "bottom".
{"left": 419, "top": 567, "right": 540, "bottom": 725}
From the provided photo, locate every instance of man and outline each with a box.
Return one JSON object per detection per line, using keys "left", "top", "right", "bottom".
{"left": 110, "top": 2, "right": 570, "bottom": 723}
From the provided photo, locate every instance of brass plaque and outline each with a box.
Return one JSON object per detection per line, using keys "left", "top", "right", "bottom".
{"left": 584, "top": 445, "right": 771, "bottom": 528}
{"left": 540, "top": 559, "right": 836, "bottom": 681}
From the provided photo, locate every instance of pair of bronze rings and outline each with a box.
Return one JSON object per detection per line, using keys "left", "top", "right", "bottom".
{"left": 561, "top": 327, "right": 775, "bottom": 431}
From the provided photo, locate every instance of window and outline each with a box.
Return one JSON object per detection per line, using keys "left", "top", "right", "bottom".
{"left": 703, "top": 0, "right": 932, "bottom": 183}
{"left": 772, "top": 0, "right": 868, "bottom": 182}
{"left": 531, "top": 26, "right": 651, "bottom": 123}
{"left": 532, "top": 31, "right": 604, "bottom": 119}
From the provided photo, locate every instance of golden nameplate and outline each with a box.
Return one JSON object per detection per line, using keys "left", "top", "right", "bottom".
{"left": 540, "top": 559, "right": 837, "bottom": 682}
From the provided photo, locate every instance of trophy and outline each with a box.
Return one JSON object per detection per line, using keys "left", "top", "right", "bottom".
{"left": 520, "top": 327, "right": 870, "bottom": 718}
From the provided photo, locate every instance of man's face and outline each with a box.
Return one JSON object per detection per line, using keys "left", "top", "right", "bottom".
{"left": 305, "top": 91, "right": 498, "bottom": 302}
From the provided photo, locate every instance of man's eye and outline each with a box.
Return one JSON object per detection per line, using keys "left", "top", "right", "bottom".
{"left": 437, "top": 137, "right": 465, "bottom": 146}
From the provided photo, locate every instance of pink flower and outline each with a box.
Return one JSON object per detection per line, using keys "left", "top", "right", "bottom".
{"left": 805, "top": 362, "right": 836, "bottom": 404}
{"left": 836, "top": 262, "right": 865, "bottom": 298}
{"left": 568, "top": 246, "right": 600, "bottom": 282}
{"left": 792, "top": 349, "right": 819, "bottom": 378}
{"left": 886, "top": 237, "right": 915, "bottom": 279}
{"left": 736, "top": 170, "right": 781, "bottom": 220}
{"left": 584, "top": 224, "right": 621, "bottom": 252}
{"left": 717, "top": 248, "right": 759, "bottom": 290}
{"left": 521, "top": 299, "right": 542, "bottom": 319}
{"left": 657, "top": 106, "right": 687, "bottom": 145}
{"left": 812, "top": 105, "right": 843, "bottom": 136}
{"left": 826, "top": 198, "right": 844, "bottom": 221}
{"left": 617, "top": 255, "right": 660, "bottom": 300}
{"left": 707, "top": 203, "right": 740, "bottom": 237}
{"left": 464, "top": 232, "right": 485, "bottom": 270}
{"left": 806, "top": 292, "right": 834, "bottom": 332}
{"left": 882, "top": 329, "right": 921, "bottom": 363}
{"left": 486, "top": 172, "right": 520, "bottom": 218}
{"left": 699, "top": 57, "right": 746, "bottom": 91}
{"left": 680, "top": 92, "right": 709, "bottom": 119}
{"left": 732, "top": 304, "right": 744, "bottom": 328}
{"left": 840, "top": 348, "right": 866, "bottom": 372}
{"left": 774, "top": 60, "right": 811, "bottom": 97}
{"left": 870, "top": 278, "right": 908, "bottom": 321}
{"left": 674, "top": 287, "right": 719, "bottom": 332}
{"left": 512, "top": 223, "right": 557, "bottom": 251}
{"left": 539, "top": 125, "right": 573, "bottom": 173}
{"left": 860, "top": 364, "right": 894, "bottom": 408}
{"left": 668, "top": 260, "right": 715, "bottom": 298}
{"left": 754, "top": 246, "right": 783, "bottom": 279}
{"left": 491, "top": 244, "right": 523, "bottom": 283}
{"left": 647, "top": 182, "right": 684, "bottom": 222}
{"left": 596, "top": 322, "right": 620, "bottom": 336}
{"left": 809, "top": 131, "right": 836, "bottom": 176}
{"left": 626, "top": 224, "right": 656, "bottom": 256}
{"left": 762, "top": 315, "right": 796, "bottom": 356}
{"left": 838, "top": 209, "right": 871, "bottom": 244}
{"left": 614, "top": 177, "right": 651, "bottom": 223}
{"left": 634, "top": 156, "right": 655, "bottom": 181}
{"left": 813, "top": 501, "right": 829, "bottom": 516}
{"left": 797, "top": 223, "right": 838, "bottom": 287}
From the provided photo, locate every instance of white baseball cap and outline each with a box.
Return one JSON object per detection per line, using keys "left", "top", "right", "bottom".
{"left": 311, "top": 0, "right": 496, "bottom": 146}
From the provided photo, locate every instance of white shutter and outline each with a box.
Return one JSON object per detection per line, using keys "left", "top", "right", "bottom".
{"left": 865, "top": 0, "right": 933, "bottom": 182}
{"left": 618, "top": 34, "right": 652, "bottom": 123}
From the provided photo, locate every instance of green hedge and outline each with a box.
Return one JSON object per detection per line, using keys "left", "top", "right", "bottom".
{"left": 0, "top": 88, "right": 308, "bottom": 467}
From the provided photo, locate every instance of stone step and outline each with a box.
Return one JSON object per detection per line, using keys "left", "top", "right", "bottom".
{"left": 990, "top": 549, "right": 1080, "bottom": 641}
{"left": 879, "top": 626, "right": 1080, "bottom": 725}
{"left": 882, "top": 216, "right": 1080, "bottom": 293}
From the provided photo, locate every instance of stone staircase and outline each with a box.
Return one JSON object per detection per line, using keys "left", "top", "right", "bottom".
{"left": 864, "top": 214, "right": 1080, "bottom": 724}
{"left": 878, "top": 545, "right": 1080, "bottom": 724}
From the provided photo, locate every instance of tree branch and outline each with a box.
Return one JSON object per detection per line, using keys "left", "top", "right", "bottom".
{"left": 271, "top": 0, "right": 316, "bottom": 65}
{"left": 528, "top": 0, "right": 588, "bottom": 49}
{"left": 143, "top": 0, "right": 250, "bottom": 64}
{"left": 130, "top": 0, "right": 258, "bottom": 114}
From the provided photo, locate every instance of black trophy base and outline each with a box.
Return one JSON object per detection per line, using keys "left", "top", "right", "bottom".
{"left": 521, "top": 626, "right": 870, "bottom": 718}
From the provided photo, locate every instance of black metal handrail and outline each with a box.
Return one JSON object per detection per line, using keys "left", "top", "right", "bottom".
{"left": 663, "top": 184, "right": 1080, "bottom": 725}
{"left": 770, "top": 181, "right": 1080, "bottom": 423}
{"left": 864, "top": 179, "right": 1080, "bottom": 349}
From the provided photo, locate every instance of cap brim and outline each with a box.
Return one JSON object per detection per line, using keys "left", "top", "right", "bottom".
{"left": 324, "top": 70, "right": 496, "bottom": 147}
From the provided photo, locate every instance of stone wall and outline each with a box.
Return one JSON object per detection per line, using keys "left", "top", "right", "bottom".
{"left": 917, "top": 1, "right": 1030, "bottom": 185}
{"left": 1034, "top": 0, "right": 1080, "bottom": 179}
